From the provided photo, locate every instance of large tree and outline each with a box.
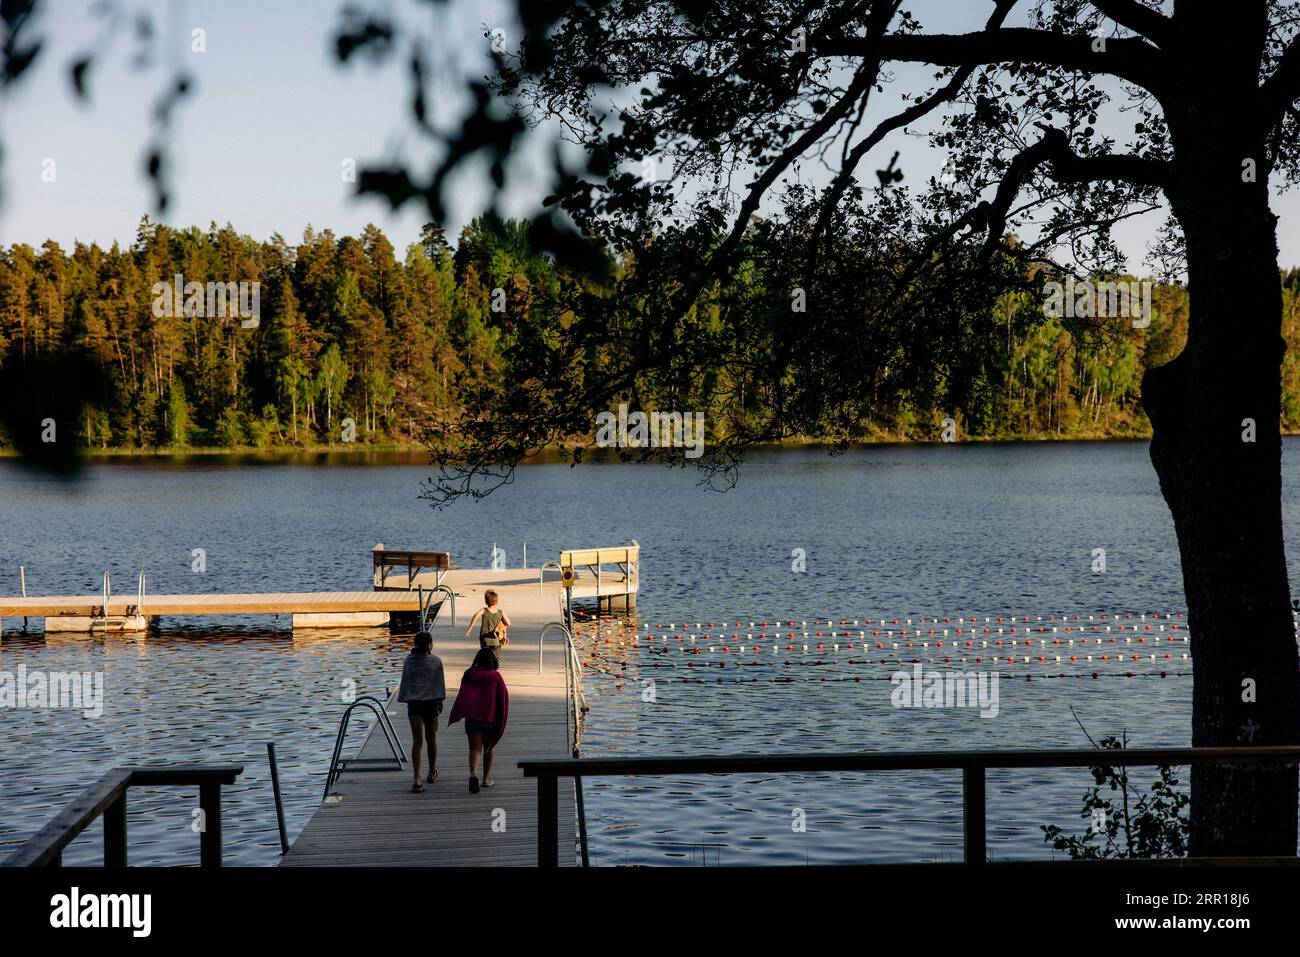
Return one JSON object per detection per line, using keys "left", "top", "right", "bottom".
{"left": 334, "top": 0, "right": 1300, "bottom": 857}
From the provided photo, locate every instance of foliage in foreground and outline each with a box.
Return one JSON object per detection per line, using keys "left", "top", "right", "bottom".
{"left": 1042, "top": 733, "right": 1190, "bottom": 860}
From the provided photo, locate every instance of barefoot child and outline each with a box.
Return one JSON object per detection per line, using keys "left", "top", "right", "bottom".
{"left": 396, "top": 631, "right": 445, "bottom": 792}
{"left": 465, "top": 589, "right": 511, "bottom": 652}
{"left": 447, "top": 648, "right": 509, "bottom": 792}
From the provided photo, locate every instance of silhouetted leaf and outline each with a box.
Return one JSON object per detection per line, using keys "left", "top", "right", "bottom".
{"left": 70, "top": 55, "right": 91, "bottom": 99}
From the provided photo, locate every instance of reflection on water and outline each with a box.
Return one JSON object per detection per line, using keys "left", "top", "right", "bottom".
{"left": 0, "top": 629, "right": 404, "bottom": 866}
{"left": 4, "top": 441, "right": 1300, "bottom": 864}
{"left": 570, "top": 611, "right": 1193, "bottom": 865}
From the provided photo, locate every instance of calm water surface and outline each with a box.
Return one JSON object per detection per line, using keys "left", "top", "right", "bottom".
{"left": 3, "top": 441, "right": 1300, "bottom": 865}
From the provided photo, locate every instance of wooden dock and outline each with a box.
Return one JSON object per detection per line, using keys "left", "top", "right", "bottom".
{"left": 0, "top": 591, "right": 423, "bottom": 618}
{"left": 280, "top": 570, "right": 582, "bottom": 866}
{"left": 1, "top": 544, "right": 637, "bottom": 632}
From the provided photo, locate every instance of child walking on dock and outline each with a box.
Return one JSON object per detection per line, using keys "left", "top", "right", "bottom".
{"left": 465, "top": 590, "right": 511, "bottom": 651}
{"left": 448, "top": 648, "right": 510, "bottom": 792}
{"left": 397, "top": 631, "right": 446, "bottom": 792}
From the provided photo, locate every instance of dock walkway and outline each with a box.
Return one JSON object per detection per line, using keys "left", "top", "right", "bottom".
{"left": 280, "top": 571, "right": 581, "bottom": 867}
{"left": 0, "top": 591, "right": 421, "bottom": 618}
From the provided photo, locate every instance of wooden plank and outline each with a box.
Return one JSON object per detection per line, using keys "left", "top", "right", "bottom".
{"left": 560, "top": 546, "right": 638, "bottom": 567}
{"left": 1, "top": 575, "right": 632, "bottom": 620}
{"left": 373, "top": 546, "right": 452, "bottom": 569}
{"left": 1, "top": 768, "right": 133, "bottom": 867}
{"left": 0, "top": 592, "right": 426, "bottom": 617}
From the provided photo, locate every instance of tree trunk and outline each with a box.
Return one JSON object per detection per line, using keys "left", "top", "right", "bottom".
{"left": 1143, "top": 40, "right": 1299, "bottom": 855}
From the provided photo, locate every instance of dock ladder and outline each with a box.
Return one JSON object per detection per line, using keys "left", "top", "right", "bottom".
{"left": 417, "top": 584, "right": 455, "bottom": 630}
{"left": 322, "top": 694, "right": 407, "bottom": 801}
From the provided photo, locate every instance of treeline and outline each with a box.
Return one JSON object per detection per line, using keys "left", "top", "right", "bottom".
{"left": 1, "top": 214, "right": 1299, "bottom": 450}
{"left": 0, "top": 217, "right": 523, "bottom": 449}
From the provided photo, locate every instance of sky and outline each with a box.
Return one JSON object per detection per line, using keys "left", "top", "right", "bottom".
{"left": 0, "top": 0, "right": 536, "bottom": 252}
{"left": 2, "top": 0, "right": 1299, "bottom": 269}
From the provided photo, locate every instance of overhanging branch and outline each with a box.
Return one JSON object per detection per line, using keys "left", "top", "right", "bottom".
{"left": 1089, "top": 0, "right": 1173, "bottom": 46}
{"left": 816, "top": 27, "right": 1165, "bottom": 97}
{"left": 1036, "top": 126, "right": 1170, "bottom": 187}
{"left": 910, "top": 124, "right": 1167, "bottom": 269}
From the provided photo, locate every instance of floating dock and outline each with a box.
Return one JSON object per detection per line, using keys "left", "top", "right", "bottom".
{"left": 0, "top": 544, "right": 638, "bottom": 633}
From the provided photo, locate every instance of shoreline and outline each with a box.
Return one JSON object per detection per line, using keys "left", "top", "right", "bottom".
{"left": 0, "top": 431, "right": 1174, "bottom": 463}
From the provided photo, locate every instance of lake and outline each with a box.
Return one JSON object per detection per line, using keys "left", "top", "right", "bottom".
{"left": 2, "top": 440, "right": 1298, "bottom": 864}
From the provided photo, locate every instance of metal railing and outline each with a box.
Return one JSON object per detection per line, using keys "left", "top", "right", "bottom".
{"left": 417, "top": 584, "right": 455, "bottom": 630}
{"left": 535, "top": 620, "right": 590, "bottom": 864}
{"left": 18, "top": 564, "right": 28, "bottom": 630}
{"left": 537, "top": 621, "right": 568, "bottom": 675}
{"left": 537, "top": 622, "right": 587, "bottom": 743}
{"left": 2, "top": 765, "right": 243, "bottom": 868}
{"left": 538, "top": 560, "right": 563, "bottom": 588}
{"left": 323, "top": 695, "right": 407, "bottom": 800}
{"left": 519, "top": 745, "right": 1300, "bottom": 868}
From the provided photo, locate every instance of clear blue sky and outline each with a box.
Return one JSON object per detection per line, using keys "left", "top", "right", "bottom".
{"left": 0, "top": 0, "right": 534, "bottom": 252}
{"left": 2, "top": 0, "right": 1298, "bottom": 269}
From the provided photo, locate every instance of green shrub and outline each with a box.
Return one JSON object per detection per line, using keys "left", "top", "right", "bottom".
{"left": 213, "top": 408, "right": 247, "bottom": 448}
{"left": 1042, "top": 732, "right": 1189, "bottom": 859}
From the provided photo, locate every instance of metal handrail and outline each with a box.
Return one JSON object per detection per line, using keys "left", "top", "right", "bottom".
{"left": 538, "top": 560, "right": 563, "bottom": 588}
{"left": 519, "top": 745, "right": 1300, "bottom": 868}
{"left": 2, "top": 765, "right": 243, "bottom": 867}
{"left": 565, "top": 625, "right": 590, "bottom": 867}
{"left": 537, "top": 621, "right": 571, "bottom": 675}
{"left": 535, "top": 620, "right": 590, "bottom": 865}
{"left": 568, "top": 637, "right": 588, "bottom": 727}
{"left": 323, "top": 695, "right": 407, "bottom": 801}
{"left": 538, "top": 620, "right": 589, "bottom": 722}
{"left": 418, "top": 584, "right": 455, "bottom": 630}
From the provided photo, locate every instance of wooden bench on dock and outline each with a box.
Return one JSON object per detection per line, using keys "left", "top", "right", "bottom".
{"left": 559, "top": 545, "right": 639, "bottom": 586}
{"left": 373, "top": 544, "right": 461, "bottom": 590}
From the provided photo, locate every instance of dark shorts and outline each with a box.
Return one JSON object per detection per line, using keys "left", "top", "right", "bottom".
{"left": 465, "top": 718, "right": 497, "bottom": 740}
{"left": 407, "top": 699, "right": 442, "bottom": 721}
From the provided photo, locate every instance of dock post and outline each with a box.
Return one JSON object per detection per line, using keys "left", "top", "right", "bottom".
{"left": 267, "top": 743, "right": 290, "bottom": 856}
{"left": 19, "top": 565, "right": 27, "bottom": 631}
{"left": 962, "top": 765, "right": 986, "bottom": 865}
{"left": 103, "top": 793, "right": 127, "bottom": 867}
{"left": 199, "top": 781, "right": 223, "bottom": 867}
{"left": 537, "top": 772, "right": 558, "bottom": 868}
